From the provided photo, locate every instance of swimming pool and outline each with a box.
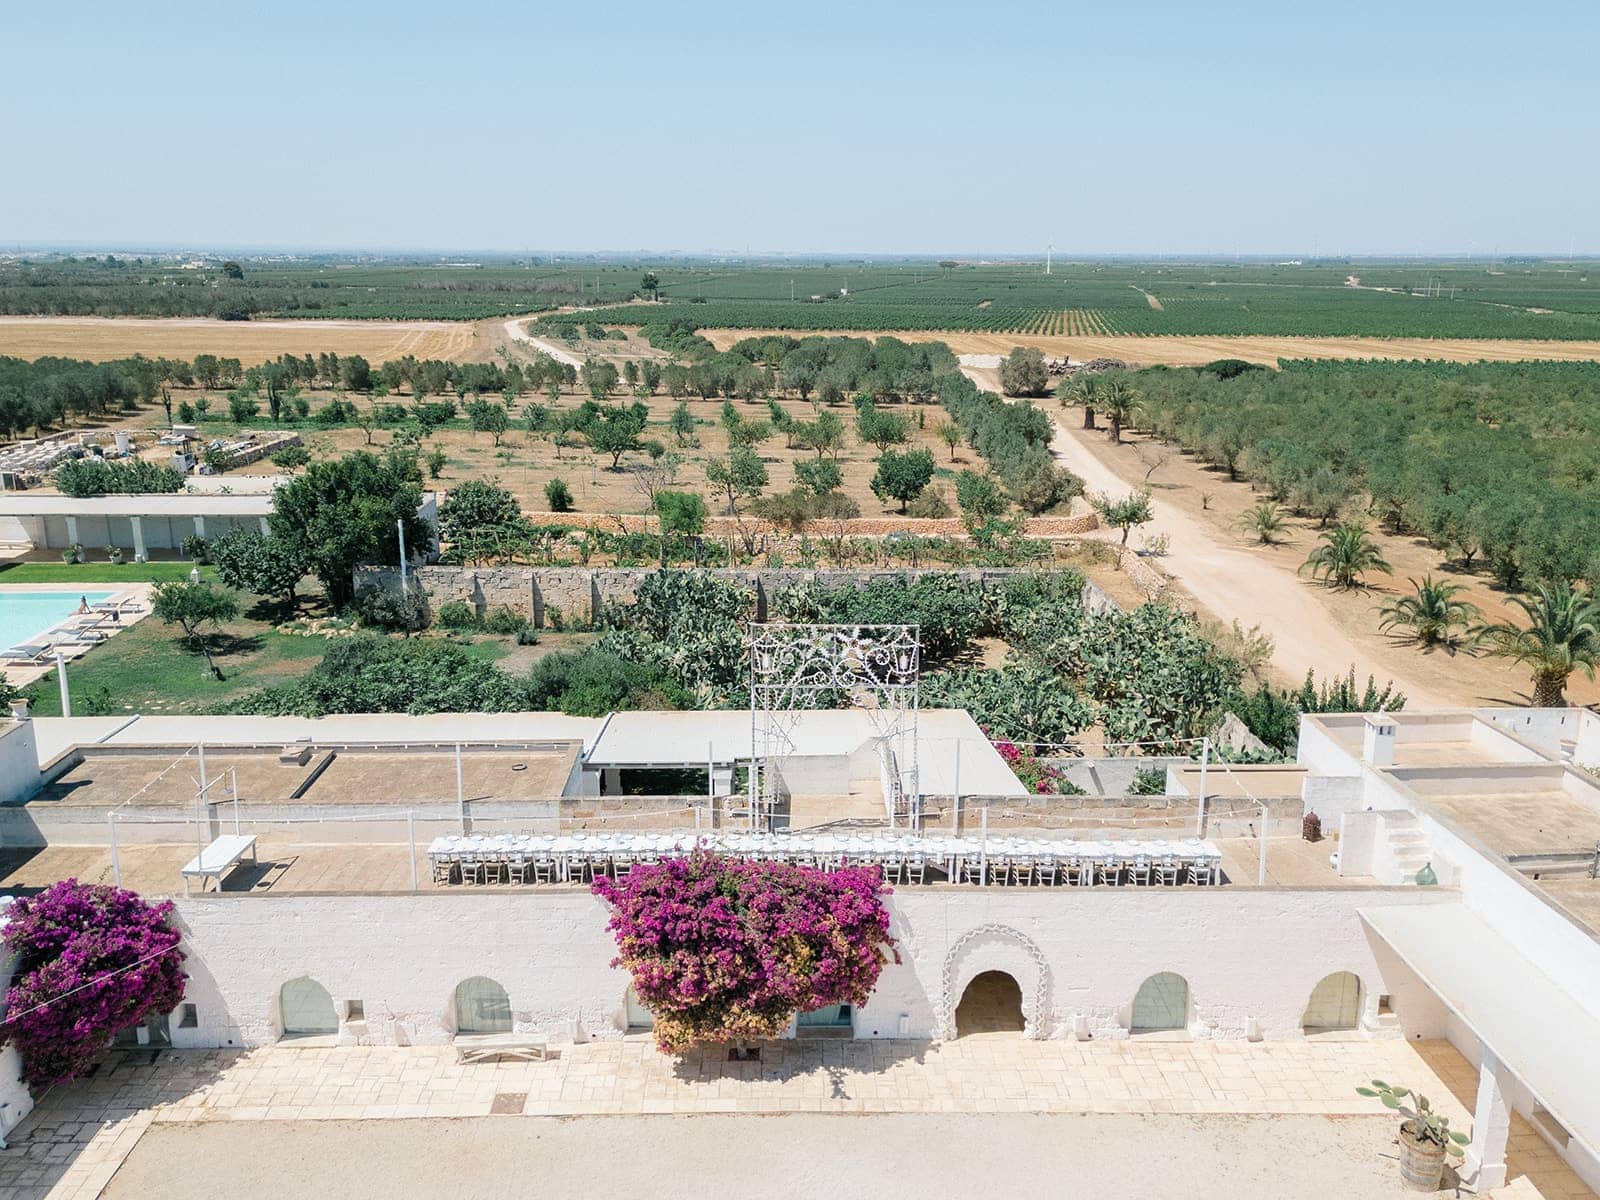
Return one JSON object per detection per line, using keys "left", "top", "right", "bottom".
{"left": 0, "top": 590, "right": 117, "bottom": 651}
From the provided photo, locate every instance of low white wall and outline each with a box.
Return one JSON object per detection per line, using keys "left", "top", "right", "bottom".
{"left": 168, "top": 887, "right": 1456, "bottom": 1051}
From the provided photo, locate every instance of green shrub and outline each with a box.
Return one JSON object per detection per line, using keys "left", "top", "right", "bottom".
{"left": 436, "top": 600, "right": 480, "bottom": 630}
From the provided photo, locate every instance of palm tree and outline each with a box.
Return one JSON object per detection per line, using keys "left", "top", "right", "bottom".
{"left": 1058, "top": 373, "right": 1100, "bottom": 430}
{"left": 1300, "top": 522, "right": 1393, "bottom": 589}
{"left": 1379, "top": 575, "right": 1481, "bottom": 648}
{"left": 1475, "top": 581, "right": 1600, "bottom": 706}
{"left": 1099, "top": 378, "right": 1139, "bottom": 444}
{"left": 1237, "top": 500, "right": 1284, "bottom": 545}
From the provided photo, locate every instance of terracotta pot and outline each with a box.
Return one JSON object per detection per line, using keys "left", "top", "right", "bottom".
{"left": 1397, "top": 1125, "right": 1446, "bottom": 1192}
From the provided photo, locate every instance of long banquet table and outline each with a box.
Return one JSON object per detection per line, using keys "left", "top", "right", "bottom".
{"left": 426, "top": 831, "right": 1223, "bottom": 887}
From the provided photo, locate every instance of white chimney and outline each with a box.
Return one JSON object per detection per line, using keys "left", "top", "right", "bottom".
{"left": 1361, "top": 714, "right": 1396, "bottom": 768}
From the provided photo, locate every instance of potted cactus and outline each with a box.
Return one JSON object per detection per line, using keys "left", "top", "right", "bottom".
{"left": 1356, "top": 1080, "right": 1469, "bottom": 1191}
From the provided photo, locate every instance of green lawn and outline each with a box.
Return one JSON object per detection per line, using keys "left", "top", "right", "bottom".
{"left": 0, "top": 562, "right": 217, "bottom": 584}
{"left": 24, "top": 597, "right": 516, "bottom": 717}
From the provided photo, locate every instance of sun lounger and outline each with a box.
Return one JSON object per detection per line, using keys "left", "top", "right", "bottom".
{"left": 0, "top": 644, "right": 52, "bottom": 665}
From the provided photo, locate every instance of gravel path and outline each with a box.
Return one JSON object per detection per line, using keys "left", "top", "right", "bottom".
{"left": 104, "top": 1113, "right": 1420, "bottom": 1199}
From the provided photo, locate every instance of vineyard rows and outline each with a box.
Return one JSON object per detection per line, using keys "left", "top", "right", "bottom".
{"left": 5, "top": 258, "right": 1600, "bottom": 338}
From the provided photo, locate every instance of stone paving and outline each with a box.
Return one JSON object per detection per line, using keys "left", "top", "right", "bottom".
{"left": 0, "top": 1037, "right": 1591, "bottom": 1199}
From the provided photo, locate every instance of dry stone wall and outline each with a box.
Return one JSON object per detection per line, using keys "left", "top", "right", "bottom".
{"left": 357, "top": 566, "right": 1120, "bottom": 629}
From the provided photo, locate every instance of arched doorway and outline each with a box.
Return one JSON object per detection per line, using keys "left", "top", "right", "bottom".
{"left": 279, "top": 978, "right": 338, "bottom": 1038}
{"left": 1130, "top": 972, "right": 1188, "bottom": 1034}
{"left": 454, "top": 977, "right": 512, "bottom": 1035}
{"left": 955, "top": 971, "right": 1025, "bottom": 1037}
{"left": 1302, "top": 972, "right": 1363, "bottom": 1032}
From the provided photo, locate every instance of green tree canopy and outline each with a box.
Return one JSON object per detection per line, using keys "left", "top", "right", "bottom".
{"left": 269, "top": 451, "right": 431, "bottom": 609}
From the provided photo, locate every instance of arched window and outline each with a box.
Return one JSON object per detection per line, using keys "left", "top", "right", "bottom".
{"left": 624, "top": 985, "right": 655, "bottom": 1031}
{"left": 1302, "top": 972, "right": 1363, "bottom": 1032}
{"left": 454, "top": 976, "right": 512, "bottom": 1035}
{"left": 954, "top": 971, "right": 1025, "bottom": 1038}
{"left": 279, "top": 978, "right": 338, "bottom": 1038}
{"left": 1130, "top": 972, "right": 1188, "bottom": 1033}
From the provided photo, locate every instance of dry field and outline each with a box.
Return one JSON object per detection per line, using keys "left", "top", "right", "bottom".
{"left": 699, "top": 327, "right": 1600, "bottom": 368}
{"left": 0, "top": 316, "right": 502, "bottom": 366}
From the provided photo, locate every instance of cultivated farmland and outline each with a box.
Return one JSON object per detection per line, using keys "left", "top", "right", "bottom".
{"left": 579, "top": 260, "right": 1600, "bottom": 340}
{"left": 0, "top": 316, "right": 494, "bottom": 367}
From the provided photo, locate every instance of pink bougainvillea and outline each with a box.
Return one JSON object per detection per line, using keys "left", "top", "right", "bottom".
{"left": 990, "top": 734, "right": 1070, "bottom": 794}
{"left": 1, "top": 879, "right": 186, "bottom": 1088}
{"left": 593, "top": 853, "right": 896, "bottom": 1053}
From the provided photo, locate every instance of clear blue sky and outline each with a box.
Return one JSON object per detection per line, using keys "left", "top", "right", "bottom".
{"left": 4, "top": 0, "right": 1594, "bottom": 255}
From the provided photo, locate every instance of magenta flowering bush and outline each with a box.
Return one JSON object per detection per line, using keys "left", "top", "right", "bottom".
{"left": 990, "top": 734, "right": 1073, "bottom": 794}
{"left": 592, "top": 853, "right": 896, "bottom": 1053}
{"left": 1, "top": 879, "right": 186, "bottom": 1088}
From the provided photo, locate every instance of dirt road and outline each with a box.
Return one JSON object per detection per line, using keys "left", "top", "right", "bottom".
{"left": 956, "top": 361, "right": 1448, "bottom": 705}
{"left": 1048, "top": 415, "right": 1447, "bottom": 707}
{"left": 502, "top": 317, "right": 586, "bottom": 368}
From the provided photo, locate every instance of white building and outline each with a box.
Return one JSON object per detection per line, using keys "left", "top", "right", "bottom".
{"left": 0, "top": 701, "right": 1595, "bottom": 1191}
{"left": 0, "top": 491, "right": 439, "bottom": 559}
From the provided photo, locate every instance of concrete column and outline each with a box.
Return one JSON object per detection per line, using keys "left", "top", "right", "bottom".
{"left": 193, "top": 515, "right": 207, "bottom": 541}
{"left": 1466, "top": 1046, "right": 1512, "bottom": 1190}
{"left": 64, "top": 515, "right": 79, "bottom": 549}
{"left": 601, "top": 767, "right": 623, "bottom": 795}
{"left": 258, "top": 516, "right": 270, "bottom": 536}
{"left": 130, "top": 516, "right": 147, "bottom": 563}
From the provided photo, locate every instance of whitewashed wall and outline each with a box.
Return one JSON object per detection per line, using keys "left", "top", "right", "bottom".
{"left": 169, "top": 887, "right": 1455, "bottom": 1050}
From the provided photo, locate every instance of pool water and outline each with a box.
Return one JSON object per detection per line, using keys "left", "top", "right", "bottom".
{"left": 0, "top": 591, "right": 117, "bottom": 651}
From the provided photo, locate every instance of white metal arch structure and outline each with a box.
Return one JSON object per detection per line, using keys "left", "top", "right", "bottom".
{"left": 748, "top": 623, "right": 921, "bottom": 829}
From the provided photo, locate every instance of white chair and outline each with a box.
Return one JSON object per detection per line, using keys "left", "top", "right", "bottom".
{"left": 431, "top": 855, "right": 456, "bottom": 885}
{"left": 1156, "top": 856, "right": 1181, "bottom": 886}
{"left": 565, "top": 851, "right": 590, "bottom": 883}
{"left": 1126, "top": 856, "right": 1152, "bottom": 887}
{"left": 905, "top": 855, "right": 926, "bottom": 885}
{"left": 1035, "top": 856, "right": 1058, "bottom": 886}
{"left": 458, "top": 852, "right": 486, "bottom": 886}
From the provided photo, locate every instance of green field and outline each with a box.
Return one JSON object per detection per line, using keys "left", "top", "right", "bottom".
{"left": 22, "top": 592, "right": 514, "bottom": 717}
{"left": 0, "top": 562, "right": 214, "bottom": 584}
{"left": 5, "top": 255, "right": 1600, "bottom": 339}
{"left": 593, "top": 261, "right": 1600, "bottom": 340}
{"left": 0, "top": 258, "right": 640, "bottom": 321}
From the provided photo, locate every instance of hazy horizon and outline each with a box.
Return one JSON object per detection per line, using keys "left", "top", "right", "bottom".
{"left": 5, "top": 0, "right": 1596, "bottom": 255}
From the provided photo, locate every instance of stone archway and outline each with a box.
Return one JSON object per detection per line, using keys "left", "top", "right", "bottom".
{"left": 940, "top": 924, "right": 1051, "bottom": 1040}
{"left": 955, "top": 971, "right": 1025, "bottom": 1037}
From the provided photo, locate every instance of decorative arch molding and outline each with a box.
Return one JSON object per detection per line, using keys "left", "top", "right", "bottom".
{"left": 939, "top": 923, "right": 1052, "bottom": 1040}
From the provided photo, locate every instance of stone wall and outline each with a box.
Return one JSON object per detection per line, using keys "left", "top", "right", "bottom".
{"left": 166, "top": 885, "right": 1455, "bottom": 1049}
{"left": 357, "top": 566, "right": 1120, "bottom": 629}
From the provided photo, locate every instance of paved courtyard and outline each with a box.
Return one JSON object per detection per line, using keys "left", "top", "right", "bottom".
{"left": 0, "top": 1037, "right": 1590, "bottom": 1199}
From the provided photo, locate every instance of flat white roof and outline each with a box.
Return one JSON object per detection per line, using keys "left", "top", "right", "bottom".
{"left": 588, "top": 708, "right": 1028, "bottom": 797}
{"left": 37, "top": 712, "right": 605, "bottom": 757}
{"left": 0, "top": 494, "right": 274, "bottom": 517}
{"left": 1362, "top": 902, "right": 1600, "bottom": 1162}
